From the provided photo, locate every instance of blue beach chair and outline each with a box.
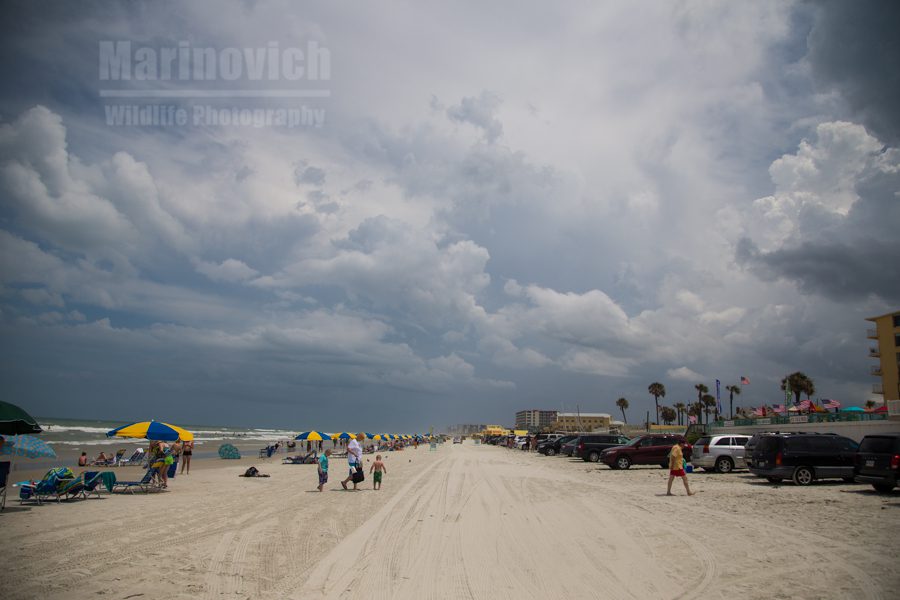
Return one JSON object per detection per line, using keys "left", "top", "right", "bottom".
{"left": 18, "top": 472, "right": 61, "bottom": 505}
{"left": 112, "top": 466, "right": 160, "bottom": 494}
{"left": 81, "top": 471, "right": 106, "bottom": 499}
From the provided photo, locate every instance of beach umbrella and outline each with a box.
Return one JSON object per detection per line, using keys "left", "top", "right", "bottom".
{"left": 218, "top": 443, "right": 241, "bottom": 459}
{"left": 331, "top": 432, "right": 352, "bottom": 440}
{"left": 295, "top": 431, "right": 328, "bottom": 441}
{"left": 841, "top": 406, "right": 864, "bottom": 412}
{"left": 107, "top": 420, "right": 194, "bottom": 442}
{"left": 0, "top": 434, "right": 56, "bottom": 459}
{"left": 0, "top": 400, "right": 42, "bottom": 435}
{"left": 874, "top": 405, "right": 888, "bottom": 413}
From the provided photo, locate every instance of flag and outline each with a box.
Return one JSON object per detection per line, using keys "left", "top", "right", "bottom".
{"left": 771, "top": 404, "right": 786, "bottom": 413}
{"left": 798, "top": 399, "right": 812, "bottom": 410}
{"left": 823, "top": 399, "right": 841, "bottom": 410}
{"left": 752, "top": 406, "right": 765, "bottom": 417}
{"left": 688, "top": 414, "right": 697, "bottom": 424}
{"left": 740, "top": 376, "right": 750, "bottom": 385}
{"left": 716, "top": 379, "right": 722, "bottom": 415}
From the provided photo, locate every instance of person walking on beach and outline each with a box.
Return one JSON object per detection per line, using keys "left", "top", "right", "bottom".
{"left": 317, "top": 449, "right": 331, "bottom": 492}
{"left": 180, "top": 440, "right": 193, "bottom": 474}
{"left": 341, "top": 433, "right": 364, "bottom": 490}
{"left": 369, "top": 454, "right": 387, "bottom": 490}
{"left": 666, "top": 440, "right": 694, "bottom": 496}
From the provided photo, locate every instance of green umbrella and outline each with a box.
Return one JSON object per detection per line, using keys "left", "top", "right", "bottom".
{"left": 218, "top": 443, "right": 241, "bottom": 459}
{"left": 0, "top": 401, "right": 42, "bottom": 435}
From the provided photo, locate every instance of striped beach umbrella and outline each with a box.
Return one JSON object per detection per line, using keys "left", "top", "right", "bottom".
{"left": 107, "top": 420, "right": 194, "bottom": 442}
{"left": 331, "top": 432, "right": 352, "bottom": 440}
{"left": 0, "top": 434, "right": 56, "bottom": 459}
{"left": 295, "top": 431, "right": 328, "bottom": 441}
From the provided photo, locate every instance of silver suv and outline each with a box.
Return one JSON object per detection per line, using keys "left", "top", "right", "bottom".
{"left": 691, "top": 435, "right": 750, "bottom": 473}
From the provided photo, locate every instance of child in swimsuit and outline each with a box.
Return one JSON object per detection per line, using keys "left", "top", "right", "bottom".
{"left": 369, "top": 454, "right": 387, "bottom": 490}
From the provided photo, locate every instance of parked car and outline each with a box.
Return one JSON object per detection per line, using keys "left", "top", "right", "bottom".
{"left": 576, "top": 434, "right": 631, "bottom": 462}
{"left": 854, "top": 433, "right": 900, "bottom": 493}
{"left": 691, "top": 434, "right": 750, "bottom": 473}
{"left": 600, "top": 434, "right": 692, "bottom": 470}
{"left": 748, "top": 433, "right": 859, "bottom": 485}
{"left": 538, "top": 435, "right": 578, "bottom": 456}
{"left": 561, "top": 438, "right": 579, "bottom": 457}
{"left": 452, "top": 436, "right": 462, "bottom": 444}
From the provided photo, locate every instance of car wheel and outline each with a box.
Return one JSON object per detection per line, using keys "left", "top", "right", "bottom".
{"left": 588, "top": 451, "right": 601, "bottom": 463}
{"left": 766, "top": 477, "right": 782, "bottom": 483}
{"left": 793, "top": 466, "right": 814, "bottom": 486}
{"left": 715, "top": 456, "right": 734, "bottom": 474}
{"left": 873, "top": 483, "right": 895, "bottom": 493}
{"left": 615, "top": 456, "right": 631, "bottom": 470}
{"left": 546, "top": 448, "right": 556, "bottom": 457}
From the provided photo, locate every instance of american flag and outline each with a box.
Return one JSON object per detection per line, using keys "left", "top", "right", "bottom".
{"left": 823, "top": 399, "right": 841, "bottom": 409}
{"left": 752, "top": 406, "right": 766, "bottom": 417}
{"left": 688, "top": 415, "right": 697, "bottom": 424}
{"left": 740, "top": 376, "right": 750, "bottom": 385}
{"left": 771, "top": 404, "right": 786, "bottom": 413}
{"left": 797, "top": 399, "right": 812, "bottom": 410}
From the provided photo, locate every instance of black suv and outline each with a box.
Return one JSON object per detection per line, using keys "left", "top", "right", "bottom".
{"left": 538, "top": 435, "right": 578, "bottom": 457}
{"left": 576, "top": 434, "right": 631, "bottom": 462}
{"left": 854, "top": 433, "right": 900, "bottom": 493}
{"left": 748, "top": 433, "right": 859, "bottom": 485}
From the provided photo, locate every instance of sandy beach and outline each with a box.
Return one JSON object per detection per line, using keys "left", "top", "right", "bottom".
{"left": 3, "top": 442, "right": 899, "bottom": 600}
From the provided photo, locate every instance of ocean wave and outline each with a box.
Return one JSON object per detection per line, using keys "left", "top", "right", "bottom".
{"left": 40, "top": 424, "right": 113, "bottom": 434}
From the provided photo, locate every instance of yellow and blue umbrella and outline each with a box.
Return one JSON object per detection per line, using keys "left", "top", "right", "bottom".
{"left": 0, "top": 434, "right": 56, "bottom": 459}
{"left": 295, "top": 431, "right": 328, "bottom": 441}
{"left": 331, "top": 432, "right": 353, "bottom": 440}
{"left": 107, "top": 420, "right": 194, "bottom": 442}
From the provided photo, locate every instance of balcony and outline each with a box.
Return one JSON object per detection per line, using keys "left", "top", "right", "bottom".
{"left": 873, "top": 383, "right": 883, "bottom": 394}
{"left": 869, "top": 347, "right": 881, "bottom": 358}
{"left": 867, "top": 328, "right": 878, "bottom": 339}
{"left": 871, "top": 365, "right": 883, "bottom": 376}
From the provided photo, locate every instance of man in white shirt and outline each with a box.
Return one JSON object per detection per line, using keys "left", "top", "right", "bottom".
{"left": 342, "top": 432, "right": 364, "bottom": 490}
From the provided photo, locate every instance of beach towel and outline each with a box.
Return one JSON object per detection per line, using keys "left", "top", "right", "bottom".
{"left": 99, "top": 471, "right": 117, "bottom": 492}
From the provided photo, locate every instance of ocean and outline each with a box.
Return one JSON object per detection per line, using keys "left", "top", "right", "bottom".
{"left": 35, "top": 417, "right": 300, "bottom": 448}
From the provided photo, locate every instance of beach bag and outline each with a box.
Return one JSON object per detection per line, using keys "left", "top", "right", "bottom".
{"left": 351, "top": 465, "right": 365, "bottom": 484}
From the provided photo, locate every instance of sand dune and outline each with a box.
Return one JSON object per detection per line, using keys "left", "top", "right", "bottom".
{"left": 3, "top": 443, "right": 898, "bottom": 599}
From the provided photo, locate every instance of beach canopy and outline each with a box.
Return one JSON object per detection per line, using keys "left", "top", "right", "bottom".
{"left": 841, "top": 406, "right": 864, "bottom": 412}
{"left": 295, "top": 431, "right": 328, "bottom": 441}
{"left": 873, "top": 405, "right": 888, "bottom": 413}
{"left": 218, "top": 443, "right": 241, "bottom": 459}
{"left": 107, "top": 420, "right": 194, "bottom": 442}
{"left": 0, "top": 400, "right": 42, "bottom": 435}
{"left": 0, "top": 434, "right": 56, "bottom": 459}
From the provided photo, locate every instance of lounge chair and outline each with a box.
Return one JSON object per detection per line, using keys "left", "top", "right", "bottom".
{"left": 80, "top": 471, "right": 107, "bottom": 499}
{"left": 18, "top": 472, "right": 61, "bottom": 505}
{"left": 282, "top": 451, "right": 318, "bottom": 464}
{"left": 119, "top": 448, "right": 145, "bottom": 466}
{"left": 0, "top": 461, "right": 9, "bottom": 511}
{"left": 57, "top": 475, "right": 85, "bottom": 501}
{"left": 107, "top": 449, "right": 126, "bottom": 466}
{"left": 112, "top": 466, "right": 161, "bottom": 494}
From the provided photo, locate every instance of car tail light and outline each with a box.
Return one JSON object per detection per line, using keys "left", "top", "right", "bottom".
{"left": 703, "top": 444, "right": 710, "bottom": 454}
{"left": 775, "top": 452, "right": 782, "bottom": 466}
{"left": 891, "top": 454, "right": 900, "bottom": 470}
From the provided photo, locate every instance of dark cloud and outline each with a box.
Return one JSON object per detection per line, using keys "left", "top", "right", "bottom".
{"left": 736, "top": 237, "right": 900, "bottom": 303}
{"left": 446, "top": 92, "right": 503, "bottom": 143}
{"left": 806, "top": 1, "right": 900, "bottom": 143}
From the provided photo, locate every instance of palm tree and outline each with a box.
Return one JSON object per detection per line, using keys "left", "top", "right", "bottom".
{"left": 725, "top": 384, "right": 741, "bottom": 419}
{"left": 648, "top": 382, "right": 666, "bottom": 425}
{"left": 803, "top": 379, "right": 816, "bottom": 402}
{"left": 694, "top": 383, "right": 708, "bottom": 425}
{"left": 660, "top": 406, "right": 677, "bottom": 425}
{"left": 780, "top": 372, "right": 813, "bottom": 405}
{"left": 865, "top": 399, "right": 877, "bottom": 411}
{"left": 674, "top": 402, "right": 686, "bottom": 426}
{"left": 702, "top": 394, "right": 717, "bottom": 425}
{"left": 616, "top": 397, "right": 629, "bottom": 424}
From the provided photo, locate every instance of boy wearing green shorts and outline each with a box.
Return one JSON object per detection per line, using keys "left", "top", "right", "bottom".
{"left": 369, "top": 454, "right": 387, "bottom": 490}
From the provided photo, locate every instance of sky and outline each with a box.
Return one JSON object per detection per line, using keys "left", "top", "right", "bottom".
{"left": 0, "top": 1, "right": 898, "bottom": 431}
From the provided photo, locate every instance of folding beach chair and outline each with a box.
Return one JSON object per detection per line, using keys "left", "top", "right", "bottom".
{"left": 112, "top": 466, "right": 160, "bottom": 494}
{"left": 17, "top": 472, "right": 61, "bottom": 505}
{"left": 56, "top": 474, "right": 85, "bottom": 501}
{"left": 282, "top": 451, "right": 317, "bottom": 464}
{"left": 0, "top": 461, "right": 10, "bottom": 511}
{"left": 119, "top": 448, "right": 144, "bottom": 466}
{"left": 80, "top": 471, "right": 105, "bottom": 499}
{"left": 110, "top": 449, "right": 126, "bottom": 466}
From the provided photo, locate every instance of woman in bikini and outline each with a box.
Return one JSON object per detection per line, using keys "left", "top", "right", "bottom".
{"left": 180, "top": 440, "right": 193, "bottom": 474}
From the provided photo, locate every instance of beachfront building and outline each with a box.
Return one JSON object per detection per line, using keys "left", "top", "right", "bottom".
{"left": 552, "top": 412, "right": 611, "bottom": 432}
{"left": 515, "top": 410, "right": 558, "bottom": 432}
{"left": 447, "top": 423, "right": 487, "bottom": 436}
{"left": 866, "top": 310, "right": 900, "bottom": 403}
